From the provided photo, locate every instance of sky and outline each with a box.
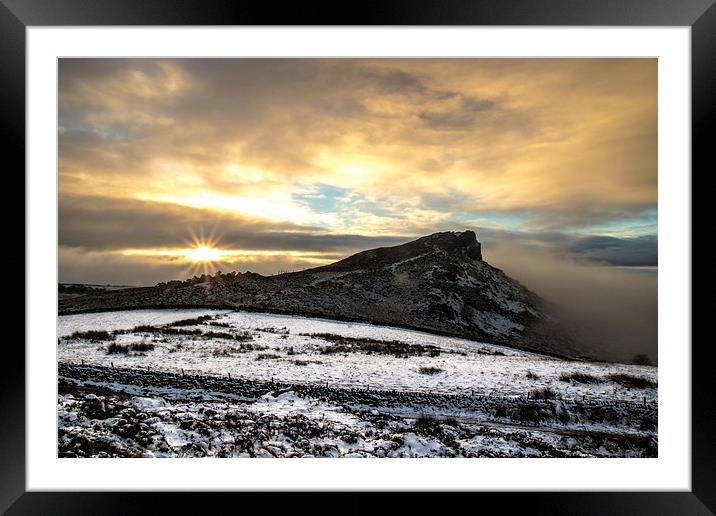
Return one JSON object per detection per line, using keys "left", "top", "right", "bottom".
{"left": 58, "top": 58, "right": 657, "bottom": 286}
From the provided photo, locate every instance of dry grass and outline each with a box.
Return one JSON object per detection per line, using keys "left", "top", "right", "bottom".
{"left": 608, "top": 374, "right": 656, "bottom": 389}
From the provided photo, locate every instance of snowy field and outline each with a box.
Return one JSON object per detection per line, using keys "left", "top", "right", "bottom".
{"left": 58, "top": 309, "right": 657, "bottom": 458}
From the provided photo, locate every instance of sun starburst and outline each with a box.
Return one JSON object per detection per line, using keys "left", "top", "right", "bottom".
{"left": 185, "top": 245, "right": 223, "bottom": 263}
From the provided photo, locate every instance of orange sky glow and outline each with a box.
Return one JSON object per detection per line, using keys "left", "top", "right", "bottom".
{"left": 59, "top": 58, "right": 657, "bottom": 285}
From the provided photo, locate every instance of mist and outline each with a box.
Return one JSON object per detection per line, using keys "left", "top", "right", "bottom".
{"left": 484, "top": 240, "right": 657, "bottom": 364}
{"left": 58, "top": 246, "right": 332, "bottom": 287}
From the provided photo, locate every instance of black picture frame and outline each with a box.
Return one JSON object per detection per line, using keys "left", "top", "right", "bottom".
{"left": 3, "top": 0, "right": 710, "bottom": 513}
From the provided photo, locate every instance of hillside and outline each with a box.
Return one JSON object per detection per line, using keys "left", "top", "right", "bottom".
{"left": 58, "top": 231, "right": 579, "bottom": 357}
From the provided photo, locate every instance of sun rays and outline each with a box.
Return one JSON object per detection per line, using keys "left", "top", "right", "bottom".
{"left": 184, "top": 245, "right": 224, "bottom": 263}
{"left": 119, "top": 226, "right": 338, "bottom": 278}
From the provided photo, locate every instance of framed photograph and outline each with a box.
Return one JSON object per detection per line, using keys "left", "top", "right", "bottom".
{"left": 5, "top": 0, "right": 710, "bottom": 512}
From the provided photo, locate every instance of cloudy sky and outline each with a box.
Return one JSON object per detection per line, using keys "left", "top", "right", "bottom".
{"left": 59, "top": 58, "right": 657, "bottom": 286}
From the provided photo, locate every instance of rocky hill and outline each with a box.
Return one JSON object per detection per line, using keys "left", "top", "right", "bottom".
{"left": 58, "top": 231, "right": 580, "bottom": 358}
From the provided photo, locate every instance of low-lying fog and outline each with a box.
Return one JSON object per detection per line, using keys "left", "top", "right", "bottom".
{"left": 487, "top": 241, "right": 657, "bottom": 364}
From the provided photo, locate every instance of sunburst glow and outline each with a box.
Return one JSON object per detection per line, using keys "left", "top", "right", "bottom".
{"left": 185, "top": 245, "right": 224, "bottom": 263}
{"left": 121, "top": 247, "right": 337, "bottom": 262}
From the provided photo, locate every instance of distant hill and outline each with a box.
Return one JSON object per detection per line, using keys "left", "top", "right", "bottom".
{"left": 58, "top": 283, "right": 136, "bottom": 300}
{"left": 58, "top": 231, "right": 580, "bottom": 358}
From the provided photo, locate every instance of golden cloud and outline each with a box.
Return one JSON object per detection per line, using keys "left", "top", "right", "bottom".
{"left": 59, "top": 58, "right": 657, "bottom": 282}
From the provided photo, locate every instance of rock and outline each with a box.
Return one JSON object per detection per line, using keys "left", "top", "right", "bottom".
{"left": 58, "top": 231, "right": 577, "bottom": 358}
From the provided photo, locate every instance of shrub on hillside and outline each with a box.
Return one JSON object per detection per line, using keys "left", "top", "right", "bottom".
{"left": 559, "top": 372, "right": 601, "bottom": 384}
{"left": 530, "top": 387, "right": 558, "bottom": 400}
{"left": 608, "top": 373, "right": 656, "bottom": 389}
{"left": 70, "top": 330, "right": 114, "bottom": 342}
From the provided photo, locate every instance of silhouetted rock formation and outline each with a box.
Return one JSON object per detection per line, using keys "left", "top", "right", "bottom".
{"left": 59, "top": 231, "right": 578, "bottom": 357}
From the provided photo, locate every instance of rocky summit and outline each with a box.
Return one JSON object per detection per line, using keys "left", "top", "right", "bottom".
{"left": 58, "top": 231, "right": 579, "bottom": 357}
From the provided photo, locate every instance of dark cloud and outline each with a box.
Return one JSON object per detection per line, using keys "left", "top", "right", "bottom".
{"left": 418, "top": 96, "right": 498, "bottom": 130}
{"left": 567, "top": 235, "right": 657, "bottom": 266}
{"left": 472, "top": 227, "right": 657, "bottom": 267}
{"left": 365, "top": 69, "right": 430, "bottom": 96}
{"left": 59, "top": 195, "right": 408, "bottom": 254}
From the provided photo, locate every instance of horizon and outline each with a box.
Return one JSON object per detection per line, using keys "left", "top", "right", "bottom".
{"left": 58, "top": 228, "right": 658, "bottom": 289}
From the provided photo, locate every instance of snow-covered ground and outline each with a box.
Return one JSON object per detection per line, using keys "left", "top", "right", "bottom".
{"left": 58, "top": 388, "right": 654, "bottom": 458}
{"left": 58, "top": 309, "right": 656, "bottom": 402}
{"left": 58, "top": 308, "right": 228, "bottom": 336}
{"left": 57, "top": 309, "right": 657, "bottom": 458}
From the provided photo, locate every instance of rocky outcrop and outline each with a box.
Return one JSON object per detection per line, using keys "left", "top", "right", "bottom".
{"left": 59, "top": 231, "right": 578, "bottom": 357}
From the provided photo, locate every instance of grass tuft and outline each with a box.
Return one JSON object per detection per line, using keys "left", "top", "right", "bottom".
{"left": 255, "top": 353, "right": 281, "bottom": 361}
{"left": 607, "top": 373, "right": 656, "bottom": 389}
{"left": 530, "top": 387, "right": 558, "bottom": 400}
{"left": 168, "top": 315, "right": 213, "bottom": 327}
{"left": 307, "top": 333, "right": 442, "bottom": 358}
{"left": 559, "top": 372, "right": 601, "bottom": 384}
{"left": 106, "top": 341, "right": 155, "bottom": 354}
{"left": 69, "top": 330, "right": 114, "bottom": 342}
